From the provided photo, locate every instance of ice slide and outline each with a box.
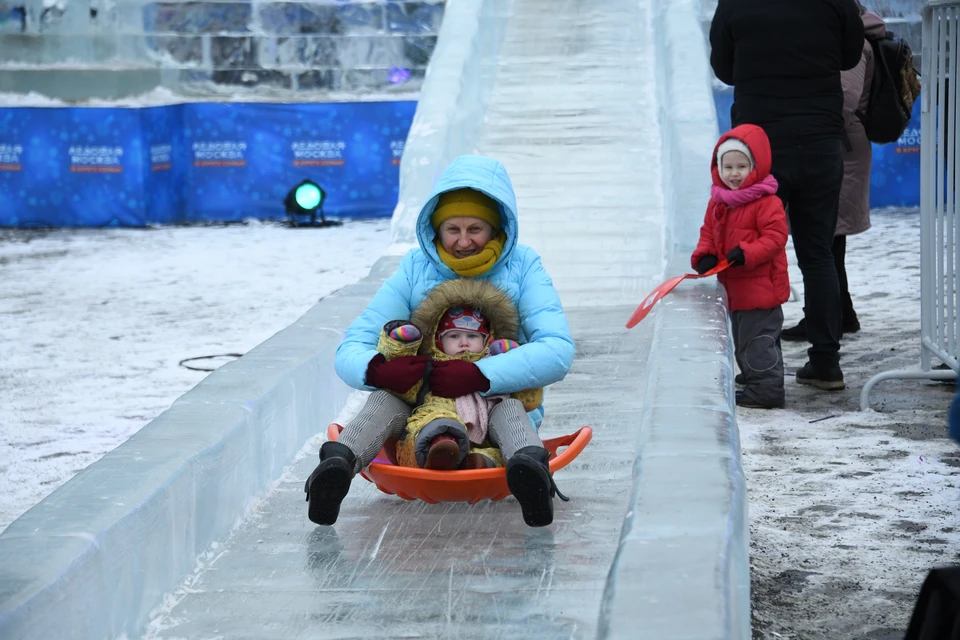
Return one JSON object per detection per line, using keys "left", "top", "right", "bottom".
{"left": 0, "top": 0, "right": 748, "bottom": 638}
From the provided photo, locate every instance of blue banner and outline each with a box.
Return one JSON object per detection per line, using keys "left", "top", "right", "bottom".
{"left": 0, "top": 107, "right": 147, "bottom": 227}
{"left": 0, "top": 101, "right": 417, "bottom": 227}
{"left": 141, "top": 105, "right": 186, "bottom": 225}
{"left": 868, "top": 99, "right": 921, "bottom": 208}
{"left": 713, "top": 89, "right": 921, "bottom": 209}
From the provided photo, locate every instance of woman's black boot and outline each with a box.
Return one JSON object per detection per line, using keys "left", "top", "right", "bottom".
{"left": 506, "top": 446, "right": 569, "bottom": 527}
{"left": 304, "top": 441, "right": 357, "bottom": 526}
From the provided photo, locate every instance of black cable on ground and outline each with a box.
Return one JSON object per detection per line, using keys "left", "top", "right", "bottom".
{"left": 178, "top": 353, "right": 244, "bottom": 372}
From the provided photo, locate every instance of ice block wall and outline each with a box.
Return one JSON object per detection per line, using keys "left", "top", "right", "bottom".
{"left": 599, "top": 0, "right": 750, "bottom": 637}
{"left": 0, "top": 0, "right": 445, "bottom": 100}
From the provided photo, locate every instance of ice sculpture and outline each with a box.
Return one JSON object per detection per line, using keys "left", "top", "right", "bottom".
{"left": 0, "top": 0, "right": 446, "bottom": 100}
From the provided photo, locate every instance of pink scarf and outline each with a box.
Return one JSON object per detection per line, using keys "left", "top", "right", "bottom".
{"left": 710, "top": 174, "right": 779, "bottom": 209}
{"left": 456, "top": 393, "right": 508, "bottom": 444}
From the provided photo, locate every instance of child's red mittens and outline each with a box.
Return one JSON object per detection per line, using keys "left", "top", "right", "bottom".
{"left": 428, "top": 359, "right": 490, "bottom": 398}
{"left": 366, "top": 353, "right": 429, "bottom": 393}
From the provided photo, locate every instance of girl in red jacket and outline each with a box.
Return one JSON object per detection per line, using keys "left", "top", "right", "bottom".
{"left": 692, "top": 124, "right": 790, "bottom": 409}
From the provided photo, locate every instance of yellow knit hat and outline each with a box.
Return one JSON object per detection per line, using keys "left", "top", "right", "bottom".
{"left": 431, "top": 188, "right": 501, "bottom": 230}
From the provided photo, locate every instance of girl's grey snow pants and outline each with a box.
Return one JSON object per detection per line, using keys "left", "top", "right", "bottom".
{"left": 732, "top": 306, "right": 785, "bottom": 406}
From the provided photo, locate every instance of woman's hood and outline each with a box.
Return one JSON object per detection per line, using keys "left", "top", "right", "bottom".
{"left": 711, "top": 124, "right": 773, "bottom": 189}
{"left": 415, "top": 155, "right": 519, "bottom": 278}
{"left": 410, "top": 278, "right": 520, "bottom": 358}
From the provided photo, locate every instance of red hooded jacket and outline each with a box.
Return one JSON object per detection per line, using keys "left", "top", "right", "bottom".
{"left": 691, "top": 124, "right": 790, "bottom": 312}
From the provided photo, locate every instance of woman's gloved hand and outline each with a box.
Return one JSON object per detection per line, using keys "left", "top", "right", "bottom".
{"left": 428, "top": 359, "right": 491, "bottom": 397}
{"left": 365, "top": 353, "right": 429, "bottom": 393}
{"left": 696, "top": 255, "right": 719, "bottom": 274}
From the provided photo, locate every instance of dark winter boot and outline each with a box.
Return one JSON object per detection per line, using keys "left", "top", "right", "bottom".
{"left": 841, "top": 310, "right": 861, "bottom": 334}
{"left": 506, "top": 446, "right": 569, "bottom": 527}
{"left": 424, "top": 434, "right": 461, "bottom": 470}
{"left": 414, "top": 418, "right": 470, "bottom": 469}
{"left": 781, "top": 317, "right": 808, "bottom": 342}
{"left": 784, "top": 314, "right": 860, "bottom": 341}
{"left": 841, "top": 289, "right": 860, "bottom": 335}
{"left": 304, "top": 441, "right": 356, "bottom": 526}
{"left": 459, "top": 452, "right": 496, "bottom": 469}
{"left": 795, "top": 361, "right": 845, "bottom": 391}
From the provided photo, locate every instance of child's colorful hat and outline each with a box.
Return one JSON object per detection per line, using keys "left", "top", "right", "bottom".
{"left": 435, "top": 306, "right": 490, "bottom": 349}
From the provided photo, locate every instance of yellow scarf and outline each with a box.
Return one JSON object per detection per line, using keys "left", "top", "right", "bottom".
{"left": 434, "top": 231, "right": 507, "bottom": 277}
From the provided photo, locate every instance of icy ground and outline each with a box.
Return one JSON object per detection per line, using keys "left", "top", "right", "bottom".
{"left": 1, "top": 209, "right": 958, "bottom": 638}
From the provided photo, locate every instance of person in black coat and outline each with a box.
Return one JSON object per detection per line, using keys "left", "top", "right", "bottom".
{"left": 710, "top": 0, "right": 864, "bottom": 391}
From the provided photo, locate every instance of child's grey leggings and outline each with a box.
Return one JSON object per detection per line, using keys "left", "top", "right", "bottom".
{"left": 337, "top": 390, "right": 542, "bottom": 474}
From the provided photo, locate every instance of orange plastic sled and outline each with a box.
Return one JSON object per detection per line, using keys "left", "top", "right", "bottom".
{"left": 326, "top": 423, "right": 593, "bottom": 504}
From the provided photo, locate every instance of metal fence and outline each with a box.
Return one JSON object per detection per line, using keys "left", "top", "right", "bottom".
{"left": 861, "top": 0, "right": 960, "bottom": 409}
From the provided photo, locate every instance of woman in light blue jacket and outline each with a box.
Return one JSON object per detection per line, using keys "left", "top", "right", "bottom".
{"left": 305, "top": 154, "right": 575, "bottom": 528}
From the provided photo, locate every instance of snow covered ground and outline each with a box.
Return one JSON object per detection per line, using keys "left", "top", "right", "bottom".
{"left": 1, "top": 208, "right": 958, "bottom": 637}
{"left": 739, "top": 210, "right": 960, "bottom": 638}
{"left": 0, "top": 218, "right": 391, "bottom": 533}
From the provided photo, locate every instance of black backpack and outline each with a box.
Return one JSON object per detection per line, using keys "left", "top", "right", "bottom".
{"left": 904, "top": 566, "right": 960, "bottom": 639}
{"left": 855, "top": 31, "right": 922, "bottom": 145}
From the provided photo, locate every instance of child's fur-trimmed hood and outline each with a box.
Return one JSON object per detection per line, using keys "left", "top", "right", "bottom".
{"left": 410, "top": 279, "right": 519, "bottom": 357}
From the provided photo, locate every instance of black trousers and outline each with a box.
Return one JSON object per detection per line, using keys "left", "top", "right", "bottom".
{"left": 832, "top": 234, "right": 857, "bottom": 322}
{"left": 772, "top": 138, "right": 844, "bottom": 368}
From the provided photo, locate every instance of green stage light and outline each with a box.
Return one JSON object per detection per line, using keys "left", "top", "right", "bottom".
{"left": 283, "top": 179, "right": 340, "bottom": 228}
{"left": 294, "top": 181, "right": 323, "bottom": 210}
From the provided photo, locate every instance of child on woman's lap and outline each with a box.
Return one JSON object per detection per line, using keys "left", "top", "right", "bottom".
{"left": 384, "top": 310, "right": 528, "bottom": 472}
